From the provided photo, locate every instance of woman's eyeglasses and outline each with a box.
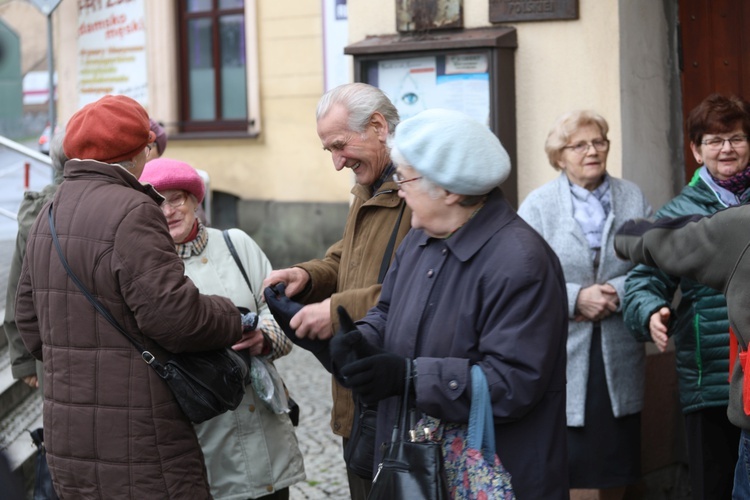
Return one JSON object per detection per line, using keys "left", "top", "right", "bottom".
{"left": 161, "top": 192, "right": 188, "bottom": 209}
{"left": 700, "top": 135, "right": 748, "bottom": 151}
{"left": 562, "top": 139, "right": 610, "bottom": 155}
{"left": 393, "top": 172, "right": 423, "bottom": 187}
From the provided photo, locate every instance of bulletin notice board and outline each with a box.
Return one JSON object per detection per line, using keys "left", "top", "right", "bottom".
{"left": 345, "top": 27, "right": 520, "bottom": 206}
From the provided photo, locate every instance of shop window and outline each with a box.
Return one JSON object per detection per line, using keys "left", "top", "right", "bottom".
{"left": 177, "top": 0, "right": 258, "bottom": 134}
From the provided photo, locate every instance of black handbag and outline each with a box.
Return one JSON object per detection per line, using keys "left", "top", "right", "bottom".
{"left": 368, "top": 360, "right": 449, "bottom": 500}
{"left": 48, "top": 204, "right": 247, "bottom": 424}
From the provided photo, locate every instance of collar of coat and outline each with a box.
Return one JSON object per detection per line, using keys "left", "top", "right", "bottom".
{"left": 414, "top": 188, "right": 515, "bottom": 262}
{"left": 63, "top": 159, "right": 165, "bottom": 206}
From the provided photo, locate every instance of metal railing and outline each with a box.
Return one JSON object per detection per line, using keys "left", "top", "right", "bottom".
{"left": 0, "top": 136, "right": 53, "bottom": 221}
{"left": 0, "top": 136, "right": 53, "bottom": 164}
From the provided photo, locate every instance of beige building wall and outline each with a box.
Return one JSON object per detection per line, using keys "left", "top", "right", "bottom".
{"left": 0, "top": 1, "right": 48, "bottom": 75}
{"left": 52, "top": 0, "right": 350, "bottom": 203}
{"left": 349, "top": 0, "right": 624, "bottom": 202}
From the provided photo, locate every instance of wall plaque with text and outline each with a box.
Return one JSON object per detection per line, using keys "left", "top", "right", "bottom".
{"left": 490, "top": 0, "right": 578, "bottom": 23}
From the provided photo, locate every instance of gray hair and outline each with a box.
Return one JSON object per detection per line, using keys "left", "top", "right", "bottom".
{"left": 316, "top": 83, "right": 399, "bottom": 135}
{"left": 48, "top": 128, "right": 67, "bottom": 185}
{"left": 544, "top": 110, "right": 609, "bottom": 170}
{"left": 119, "top": 159, "right": 137, "bottom": 171}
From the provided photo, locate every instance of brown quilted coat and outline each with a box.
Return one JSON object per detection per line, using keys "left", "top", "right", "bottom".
{"left": 15, "top": 160, "right": 242, "bottom": 499}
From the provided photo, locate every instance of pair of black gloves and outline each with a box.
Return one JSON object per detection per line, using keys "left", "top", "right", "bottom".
{"left": 264, "top": 283, "right": 410, "bottom": 405}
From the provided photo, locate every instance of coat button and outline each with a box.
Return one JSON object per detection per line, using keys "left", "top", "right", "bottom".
{"left": 448, "top": 380, "right": 458, "bottom": 390}
{"left": 201, "top": 257, "right": 208, "bottom": 264}
{"left": 442, "top": 248, "right": 447, "bottom": 255}
{"left": 427, "top": 269, "right": 434, "bottom": 277}
{"left": 266, "top": 485, "right": 274, "bottom": 492}
{"left": 248, "top": 405, "right": 256, "bottom": 412}
{"left": 334, "top": 422, "right": 341, "bottom": 431}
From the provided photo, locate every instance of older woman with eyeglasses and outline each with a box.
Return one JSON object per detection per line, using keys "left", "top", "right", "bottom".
{"left": 329, "top": 109, "right": 570, "bottom": 498}
{"left": 140, "top": 159, "right": 305, "bottom": 500}
{"left": 518, "top": 110, "right": 652, "bottom": 500}
{"left": 622, "top": 94, "right": 750, "bottom": 499}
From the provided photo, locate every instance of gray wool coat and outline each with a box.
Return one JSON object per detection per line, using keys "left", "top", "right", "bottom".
{"left": 518, "top": 172, "right": 651, "bottom": 426}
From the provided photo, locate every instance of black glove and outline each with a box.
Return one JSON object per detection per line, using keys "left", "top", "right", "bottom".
{"left": 263, "top": 283, "right": 332, "bottom": 371}
{"left": 330, "top": 306, "right": 381, "bottom": 381}
{"left": 340, "top": 352, "right": 409, "bottom": 405}
{"left": 331, "top": 306, "right": 399, "bottom": 392}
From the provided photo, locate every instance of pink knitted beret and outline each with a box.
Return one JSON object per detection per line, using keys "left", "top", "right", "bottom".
{"left": 140, "top": 158, "right": 205, "bottom": 203}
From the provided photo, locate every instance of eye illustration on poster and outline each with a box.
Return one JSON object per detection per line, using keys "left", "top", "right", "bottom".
{"left": 377, "top": 53, "right": 489, "bottom": 126}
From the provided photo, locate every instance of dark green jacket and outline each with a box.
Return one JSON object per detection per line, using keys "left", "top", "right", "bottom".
{"left": 623, "top": 170, "right": 732, "bottom": 413}
{"left": 3, "top": 184, "right": 58, "bottom": 382}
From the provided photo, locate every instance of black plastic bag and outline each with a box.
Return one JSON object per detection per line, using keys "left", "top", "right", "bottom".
{"left": 29, "top": 428, "right": 59, "bottom": 500}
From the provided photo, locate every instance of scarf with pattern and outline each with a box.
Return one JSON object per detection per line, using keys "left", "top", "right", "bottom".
{"left": 569, "top": 175, "right": 611, "bottom": 252}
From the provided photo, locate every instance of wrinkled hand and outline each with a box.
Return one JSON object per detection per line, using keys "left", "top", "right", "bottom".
{"left": 231, "top": 329, "right": 266, "bottom": 356}
{"left": 575, "top": 283, "right": 619, "bottom": 322}
{"left": 648, "top": 307, "right": 671, "bottom": 352}
{"left": 341, "top": 352, "right": 407, "bottom": 405}
{"left": 291, "top": 299, "right": 333, "bottom": 340}
{"left": 262, "top": 268, "right": 310, "bottom": 298}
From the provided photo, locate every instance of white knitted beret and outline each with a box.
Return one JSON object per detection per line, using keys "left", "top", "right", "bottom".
{"left": 392, "top": 109, "right": 511, "bottom": 195}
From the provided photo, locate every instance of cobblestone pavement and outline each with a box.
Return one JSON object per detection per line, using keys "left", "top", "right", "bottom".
{"left": 275, "top": 348, "right": 350, "bottom": 499}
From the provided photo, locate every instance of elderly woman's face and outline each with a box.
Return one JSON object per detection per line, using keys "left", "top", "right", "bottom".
{"left": 159, "top": 189, "right": 198, "bottom": 244}
{"left": 691, "top": 125, "right": 750, "bottom": 180}
{"left": 557, "top": 124, "right": 609, "bottom": 191}
{"left": 395, "top": 165, "right": 450, "bottom": 237}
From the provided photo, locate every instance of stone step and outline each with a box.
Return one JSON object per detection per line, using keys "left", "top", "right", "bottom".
{"left": 1, "top": 308, "right": 7, "bottom": 350}
{"left": 0, "top": 343, "right": 34, "bottom": 423}
{"left": 0, "top": 340, "right": 43, "bottom": 481}
{"left": 0, "top": 388, "right": 43, "bottom": 468}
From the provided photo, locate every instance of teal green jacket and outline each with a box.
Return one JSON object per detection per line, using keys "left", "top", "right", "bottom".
{"left": 623, "top": 170, "right": 733, "bottom": 413}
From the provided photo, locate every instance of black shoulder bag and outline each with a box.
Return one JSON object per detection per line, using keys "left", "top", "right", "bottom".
{"left": 344, "top": 200, "right": 406, "bottom": 479}
{"left": 48, "top": 204, "right": 247, "bottom": 424}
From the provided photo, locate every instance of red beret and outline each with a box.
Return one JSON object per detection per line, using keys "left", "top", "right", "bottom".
{"left": 63, "top": 95, "right": 156, "bottom": 164}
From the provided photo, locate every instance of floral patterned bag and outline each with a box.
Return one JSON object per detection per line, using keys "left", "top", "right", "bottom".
{"left": 416, "top": 365, "right": 515, "bottom": 500}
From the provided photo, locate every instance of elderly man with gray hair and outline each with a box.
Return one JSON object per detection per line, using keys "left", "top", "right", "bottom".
{"left": 263, "top": 83, "right": 411, "bottom": 499}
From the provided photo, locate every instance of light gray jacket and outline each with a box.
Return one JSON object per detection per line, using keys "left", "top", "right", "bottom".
{"left": 185, "top": 228, "right": 305, "bottom": 499}
{"left": 518, "top": 173, "right": 651, "bottom": 426}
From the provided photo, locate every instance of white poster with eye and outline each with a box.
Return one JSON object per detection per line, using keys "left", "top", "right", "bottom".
{"left": 77, "top": 0, "right": 148, "bottom": 108}
{"left": 377, "top": 53, "right": 490, "bottom": 125}
{"left": 378, "top": 57, "right": 437, "bottom": 121}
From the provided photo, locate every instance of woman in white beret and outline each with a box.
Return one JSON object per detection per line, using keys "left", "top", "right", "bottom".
{"left": 329, "top": 108, "right": 570, "bottom": 498}
{"left": 518, "top": 110, "right": 652, "bottom": 500}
